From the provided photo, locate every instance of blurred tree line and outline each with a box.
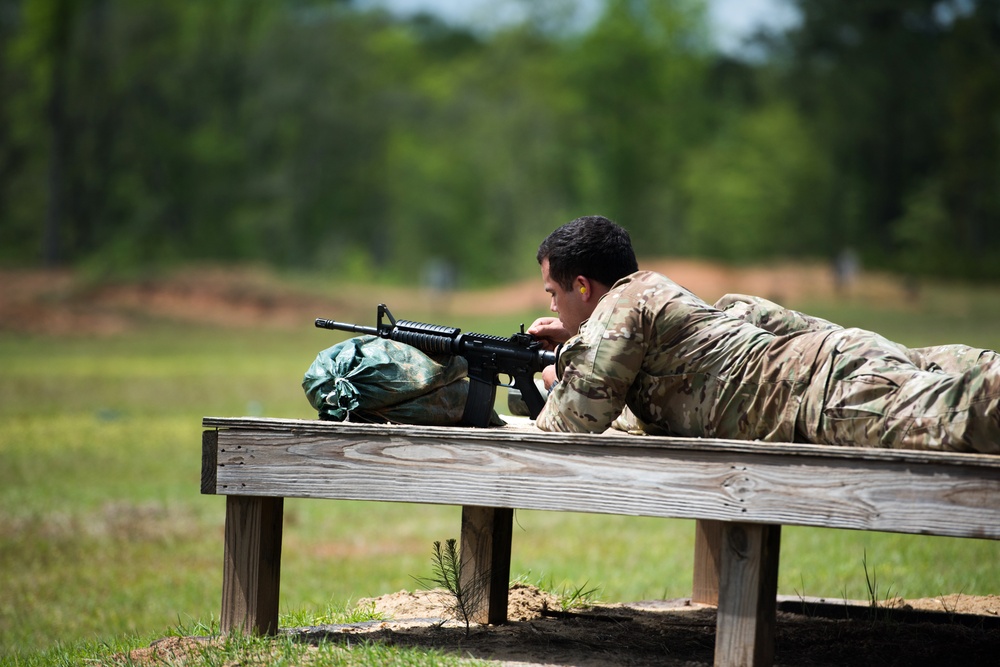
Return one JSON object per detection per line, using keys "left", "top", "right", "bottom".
{"left": 1, "top": 0, "right": 998, "bottom": 285}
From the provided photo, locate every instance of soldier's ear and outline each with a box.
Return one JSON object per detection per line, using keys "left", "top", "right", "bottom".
{"left": 578, "top": 276, "right": 611, "bottom": 304}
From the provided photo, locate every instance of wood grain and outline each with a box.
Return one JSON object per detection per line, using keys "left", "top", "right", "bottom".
{"left": 220, "top": 495, "right": 283, "bottom": 636}
{"left": 202, "top": 416, "right": 1000, "bottom": 467}
{"left": 460, "top": 506, "right": 513, "bottom": 625}
{"left": 201, "top": 429, "right": 218, "bottom": 494}
{"left": 692, "top": 519, "right": 723, "bottom": 605}
{"left": 202, "top": 417, "right": 1000, "bottom": 540}
{"left": 715, "top": 523, "right": 781, "bottom": 667}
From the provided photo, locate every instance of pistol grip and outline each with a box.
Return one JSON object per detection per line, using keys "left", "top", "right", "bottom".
{"left": 513, "top": 375, "right": 547, "bottom": 419}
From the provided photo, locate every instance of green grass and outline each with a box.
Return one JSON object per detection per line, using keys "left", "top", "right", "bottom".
{"left": 3, "top": 279, "right": 1000, "bottom": 664}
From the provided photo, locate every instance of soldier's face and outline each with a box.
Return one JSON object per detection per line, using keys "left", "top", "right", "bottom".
{"left": 540, "top": 258, "right": 590, "bottom": 333}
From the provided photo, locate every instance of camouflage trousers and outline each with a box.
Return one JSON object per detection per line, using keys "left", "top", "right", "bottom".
{"left": 798, "top": 329, "right": 1000, "bottom": 454}
{"left": 716, "top": 294, "right": 1000, "bottom": 453}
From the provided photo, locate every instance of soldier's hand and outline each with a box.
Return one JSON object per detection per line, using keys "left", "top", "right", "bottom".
{"left": 528, "top": 317, "right": 572, "bottom": 349}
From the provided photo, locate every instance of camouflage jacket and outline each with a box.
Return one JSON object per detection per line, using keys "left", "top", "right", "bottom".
{"left": 534, "top": 271, "right": 836, "bottom": 440}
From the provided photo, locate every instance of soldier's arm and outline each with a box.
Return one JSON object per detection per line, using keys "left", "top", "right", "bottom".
{"left": 535, "top": 292, "right": 644, "bottom": 433}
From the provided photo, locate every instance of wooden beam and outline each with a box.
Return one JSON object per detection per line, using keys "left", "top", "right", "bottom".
{"left": 715, "top": 523, "right": 781, "bottom": 667}
{"left": 201, "top": 429, "right": 218, "bottom": 494}
{"left": 202, "top": 416, "right": 1000, "bottom": 468}
{"left": 221, "top": 496, "right": 284, "bottom": 635}
{"left": 460, "top": 505, "right": 513, "bottom": 625}
{"left": 207, "top": 420, "right": 1000, "bottom": 540}
{"left": 692, "top": 519, "right": 723, "bottom": 605}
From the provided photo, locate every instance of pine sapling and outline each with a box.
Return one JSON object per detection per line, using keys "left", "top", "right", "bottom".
{"left": 416, "top": 538, "right": 490, "bottom": 635}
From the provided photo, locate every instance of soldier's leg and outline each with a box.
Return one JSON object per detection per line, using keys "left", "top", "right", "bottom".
{"left": 807, "top": 331, "right": 915, "bottom": 449}
{"left": 814, "top": 330, "right": 1000, "bottom": 453}
{"left": 714, "top": 294, "right": 840, "bottom": 336}
{"left": 882, "top": 365, "right": 1000, "bottom": 454}
{"left": 904, "top": 344, "right": 1000, "bottom": 375}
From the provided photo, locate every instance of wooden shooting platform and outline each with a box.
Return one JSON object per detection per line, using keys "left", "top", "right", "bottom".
{"left": 201, "top": 416, "right": 1000, "bottom": 667}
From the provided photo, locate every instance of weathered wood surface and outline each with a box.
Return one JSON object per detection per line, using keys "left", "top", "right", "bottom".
{"left": 460, "top": 506, "right": 513, "bottom": 625}
{"left": 692, "top": 519, "right": 723, "bottom": 605}
{"left": 715, "top": 523, "right": 781, "bottom": 667}
{"left": 202, "top": 415, "right": 1000, "bottom": 666}
{"left": 203, "top": 416, "right": 1000, "bottom": 540}
{"left": 220, "top": 495, "right": 283, "bottom": 635}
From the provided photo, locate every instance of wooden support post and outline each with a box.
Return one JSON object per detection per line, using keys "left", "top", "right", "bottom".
{"left": 714, "top": 522, "right": 781, "bottom": 667}
{"left": 220, "top": 495, "right": 284, "bottom": 635}
{"left": 692, "top": 519, "right": 723, "bottom": 605}
{"left": 459, "top": 505, "right": 513, "bottom": 625}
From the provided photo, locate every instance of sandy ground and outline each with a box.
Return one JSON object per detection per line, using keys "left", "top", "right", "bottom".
{"left": 123, "top": 584, "right": 1000, "bottom": 666}
{"left": 0, "top": 259, "right": 912, "bottom": 336}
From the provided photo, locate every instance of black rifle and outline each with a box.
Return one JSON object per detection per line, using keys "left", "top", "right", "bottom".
{"left": 315, "top": 304, "right": 555, "bottom": 427}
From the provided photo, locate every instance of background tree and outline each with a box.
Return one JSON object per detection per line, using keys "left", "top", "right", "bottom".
{"left": 777, "top": 0, "right": 1000, "bottom": 277}
{"left": 0, "top": 0, "right": 997, "bottom": 284}
{"left": 564, "top": 0, "right": 713, "bottom": 253}
{"left": 681, "top": 102, "right": 832, "bottom": 261}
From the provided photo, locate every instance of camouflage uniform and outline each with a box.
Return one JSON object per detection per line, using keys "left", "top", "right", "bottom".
{"left": 535, "top": 271, "right": 1000, "bottom": 454}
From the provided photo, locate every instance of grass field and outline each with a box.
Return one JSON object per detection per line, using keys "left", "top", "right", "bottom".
{"left": 3, "top": 268, "right": 1000, "bottom": 664}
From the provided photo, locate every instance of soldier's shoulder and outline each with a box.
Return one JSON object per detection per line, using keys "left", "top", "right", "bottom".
{"left": 612, "top": 270, "right": 685, "bottom": 294}
{"left": 611, "top": 271, "right": 703, "bottom": 308}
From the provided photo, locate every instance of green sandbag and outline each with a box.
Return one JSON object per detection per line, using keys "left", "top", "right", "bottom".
{"left": 302, "top": 335, "right": 502, "bottom": 426}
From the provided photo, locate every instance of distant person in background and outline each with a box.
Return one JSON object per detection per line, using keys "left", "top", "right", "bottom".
{"left": 833, "top": 247, "right": 860, "bottom": 297}
{"left": 421, "top": 257, "right": 457, "bottom": 314}
{"left": 527, "top": 215, "right": 1000, "bottom": 454}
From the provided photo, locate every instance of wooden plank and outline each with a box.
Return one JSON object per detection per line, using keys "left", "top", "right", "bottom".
{"left": 692, "top": 519, "right": 722, "bottom": 605}
{"left": 202, "top": 429, "right": 218, "bottom": 494}
{"left": 221, "top": 496, "right": 284, "bottom": 636}
{"left": 715, "top": 523, "right": 781, "bottom": 667}
{"left": 204, "top": 425, "right": 1000, "bottom": 540}
{"left": 201, "top": 416, "right": 1000, "bottom": 468}
{"left": 460, "top": 506, "right": 513, "bottom": 625}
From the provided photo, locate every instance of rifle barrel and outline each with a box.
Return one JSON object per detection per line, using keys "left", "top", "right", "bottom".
{"left": 314, "top": 318, "right": 380, "bottom": 336}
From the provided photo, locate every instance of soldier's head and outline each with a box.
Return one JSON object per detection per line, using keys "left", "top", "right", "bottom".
{"left": 536, "top": 216, "right": 638, "bottom": 332}
{"left": 537, "top": 216, "right": 638, "bottom": 291}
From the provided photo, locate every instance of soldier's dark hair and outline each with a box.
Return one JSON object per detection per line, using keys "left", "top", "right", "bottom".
{"left": 537, "top": 215, "right": 639, "bottom": 291}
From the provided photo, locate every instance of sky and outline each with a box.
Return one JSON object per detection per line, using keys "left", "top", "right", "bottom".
{"left": 707, "top": 0, "right": 799, "bottom": 52}
{"left": 361, "top": 0, "right": 800, "bottom": 54}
